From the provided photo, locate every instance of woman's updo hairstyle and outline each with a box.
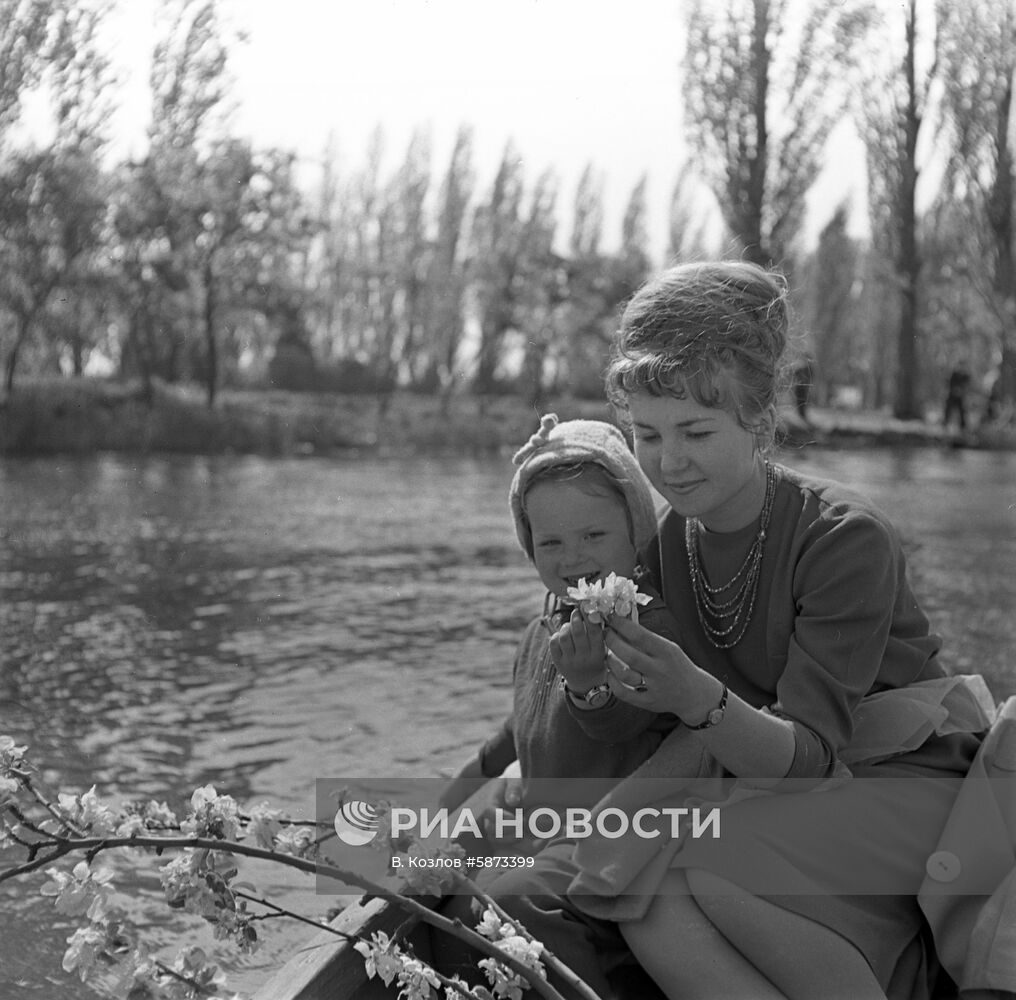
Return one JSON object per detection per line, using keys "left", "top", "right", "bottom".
{"left": 605, "top": 261, "right": 790, "bottom": 451}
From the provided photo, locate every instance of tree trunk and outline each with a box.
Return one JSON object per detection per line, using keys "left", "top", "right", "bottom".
{"left": 990, "top": 71, "right": 1016, "bottom": 410}
{"left": 4, "top": 314, "right": 32, "bottom": 394}
{"left": 893, "top": 0, "right": 922, "bottom": 420}
{"left": 746, "top": 0, "right": 771, "bottom": 266}
{"left": 71, "top": 338, "right": 84, "bottom": 376}
{"left": 204, "top": 260, "right": 218, "bottom": 408}
{"left": 474, "top": 310, "right": 509, "bottom": 396}
{"left": 4, "top": 346, "right": 18, "bottom": 394}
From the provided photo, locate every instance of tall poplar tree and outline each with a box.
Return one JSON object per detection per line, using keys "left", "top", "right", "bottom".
{"left": 146, "top": 0, "right": 242, "bottom": 405}
{"left": 425, "top": 126, "right": 474, "bottom": 403}
{"left": 938, "top": 0, "right": 1016, "bottom": 412}
{"left": 470, "top": 143, "right": 525, "bottom": 396}
{"left": 860, "top": 0, "right": 935, "bottom": 419}
{"left": 682, "top": 0, "right": 874, "bottom": 267}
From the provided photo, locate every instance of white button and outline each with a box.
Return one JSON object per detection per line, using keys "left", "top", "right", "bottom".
{"left": 926, "top": 851, "right": 961, "bottom": 882}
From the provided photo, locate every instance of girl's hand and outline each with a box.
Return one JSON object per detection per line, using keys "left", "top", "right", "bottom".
{"left": 549, "top": 609, "right": 607, "bottom": 691}
{"left": 453, "top": 764, "right": 524, "bottom": 846}
{"left": 603, "top": 613, "right": 699, "bottom": 715}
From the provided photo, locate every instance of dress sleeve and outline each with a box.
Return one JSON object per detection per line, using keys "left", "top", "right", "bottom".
{"left": 776, "top": 510, "right": 911, "bottom": 779}
{"left": 479, "top": 715, "right": 517, "bottom": 777}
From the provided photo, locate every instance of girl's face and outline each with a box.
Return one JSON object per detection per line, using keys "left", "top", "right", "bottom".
{"left": 627, "top": 391, "right": 766, "bottom": 532}
{"left": 525, "top": 479, "right": 638, "bottom": 599}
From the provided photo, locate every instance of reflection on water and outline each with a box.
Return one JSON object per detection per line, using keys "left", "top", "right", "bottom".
{"left": 1, "top": 447, "right": 1014, "bottom": 997}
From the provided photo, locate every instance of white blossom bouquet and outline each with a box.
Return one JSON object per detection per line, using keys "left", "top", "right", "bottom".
{"left": 565, "top": 572, "right": 652, "bottom": 624}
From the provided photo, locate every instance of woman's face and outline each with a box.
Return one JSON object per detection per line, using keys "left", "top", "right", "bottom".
{"left": 626, "top": 391, "right": 765, "bottom": 532}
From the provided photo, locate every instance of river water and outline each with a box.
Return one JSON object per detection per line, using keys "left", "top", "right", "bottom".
{"left": 1, "top": 447, "right": 1014, "bottom": 998}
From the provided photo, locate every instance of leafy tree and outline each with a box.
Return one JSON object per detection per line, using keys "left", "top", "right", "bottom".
{"left": 856, "top": 245, "right": 900, "bottom": 409}
{"left": 682, "top": 0, "right": 875, "bottom": 267}
{"left": 558, "top": 165, "right": 612, "bottom": 396}
{"left": 107, "top": 158, "right": 190, "bottom": 397}
{"left": 922, "top": 200, "right": 1002, "bottom": 389}
{"left": 570, "top": 164, "right": 604, "bottom": 261}
{"left": 143, "top": 0, "right": 245, "bottom": 405}
{"left": 342, "top": 126, "right": 386, "bottom": 368}
{"left": 667, "top": 168, "right": 715, "bottom": 263}
{"left": 613, "top": 174, "right": 652, "bottom": 294}
{"left": 47, "top": 0, "right": 115, "bottom": 151}
{"left": 422, "top": 126, "right": 475, "bottom": 403}
{"left": 0, "top": 149, "right": 109, "bottom": 391}
{"left": 189, "top": 139, "right": 315, "bottom": 403}
{"left": 234, "top": 147, "right": 317, "bottom": 380}
{"left": 0, "top": 0, "right": 68, "bottom": 142}
{"left": 0, "top": 0, "right": 112, "bottom": 389}
{"left": 149, "top": 0, "right": 237, "bottom": 156}
{"left": 860, "top": 0, "right": 936, "bottom": 419}
{"left": 382, "top": 129, "right": 433, "bottom": 389}
{"left": 470, "top": 142, "right": 526, "bottom": 396}
{"left": 44, "top": 0, "right": 116, "bottom": 376}
{"left": 515, "top": 168, "right": 563, "bottom": 409}
{"left": 937, "top": 0, "right": 1016, "bottom": 414}
{"left": 798, "top": 204, "right": 863, "bottom": 405}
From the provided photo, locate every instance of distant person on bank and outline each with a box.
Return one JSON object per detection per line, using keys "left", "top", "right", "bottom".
{"left": 943, "top": 362, "right": 972, "bottom": 432}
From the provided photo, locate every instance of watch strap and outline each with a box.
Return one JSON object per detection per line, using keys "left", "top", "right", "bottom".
{"left": 686, "top": 683, "right": 728, "bottom": 730}
{"left": 560, "top": 677, "right": 614, "bottom": 708}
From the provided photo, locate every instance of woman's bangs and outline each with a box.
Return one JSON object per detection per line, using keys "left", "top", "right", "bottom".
{"left": 612, "top": 354, "right": 728, "bottom": 410}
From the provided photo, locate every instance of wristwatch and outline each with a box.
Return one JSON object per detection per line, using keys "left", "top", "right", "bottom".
{"left": 561, "top": 678, "right": 615, "bottom": 709}
{"left": 686, "top": 683, "right": 728, "bottom": 730}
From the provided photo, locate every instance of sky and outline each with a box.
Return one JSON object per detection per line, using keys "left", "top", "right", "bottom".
{"left": 91, "top": 0, "right": 865, "bottom": 259}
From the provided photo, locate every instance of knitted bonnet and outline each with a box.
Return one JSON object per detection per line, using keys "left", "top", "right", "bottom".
{"left": 509, "top": 413, "right": 658, "bottom": 560}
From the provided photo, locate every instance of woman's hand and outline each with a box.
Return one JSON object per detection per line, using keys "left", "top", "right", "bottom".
{"left": 603, "top": 613, "right": 707, "bottom": 718}
{"left": 549, "top": 609, "right": 608, "bottom": 692}
{"left": 605, "top": 616, "right": 797, "bottom": 778}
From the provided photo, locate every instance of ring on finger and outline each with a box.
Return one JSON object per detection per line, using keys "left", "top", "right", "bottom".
{"left": 619, "top": 670, "right": 648, "bottom": 694}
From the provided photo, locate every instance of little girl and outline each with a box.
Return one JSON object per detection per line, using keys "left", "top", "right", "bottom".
{"left": 441, "top": 413, "right": 679, "bottom": 813}
{"left": 434, "top": 414, "right": 679, "bottom": 998}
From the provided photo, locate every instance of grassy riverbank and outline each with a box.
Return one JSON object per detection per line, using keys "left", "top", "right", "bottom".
{"left": 1, "top": 376, "right": 1013, "bottom": 456}
{"left": 0, "top": 377, "right": 614, "bottom": 457}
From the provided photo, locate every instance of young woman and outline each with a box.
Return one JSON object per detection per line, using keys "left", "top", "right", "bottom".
{"left": 493, "top": 262, "right": 995, "bottom": 1000}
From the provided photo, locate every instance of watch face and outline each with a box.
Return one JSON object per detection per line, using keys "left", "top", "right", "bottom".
{"left": 585, "top": 685, "right": 613, "bottom": 708}
{"left": 707, "top": 707, "right": 724, "bottom": 726}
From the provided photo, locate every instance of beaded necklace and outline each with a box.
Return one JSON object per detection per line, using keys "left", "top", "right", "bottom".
{"left": 685, "top": 461, "right": 777, "bottom": 649}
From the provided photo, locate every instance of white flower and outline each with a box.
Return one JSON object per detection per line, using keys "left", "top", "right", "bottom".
{"left": 142, "top": 799, "right": 178, "bottom": 828}
{"left": 0, "top": 775, "right": 18, "bottom": 804}
{"left": 246, "top": 802, "right": 284, "bottom": 849}
{"left": 354, "top": 931, "right": 404, "bottom": 987}
{"left": 478, "top": 928, "right": 545, "bottom": 1000}
{"left": 496, "top": 933, "right": 544, "bottom": 972}
{"left": 159, "top": 850, "right": 206, "bottom": 909}
{"left": 565, "top": 572, "right": 652, "bottom": 624}
{"left": 272, "top": 824, "right": 317, "bottom": 858}
{"left": 181, "top": 784, "right": 241, "bottom": 840}
{"left": 475, "top": 907, "right": 504, "bottom": 940}
{"left": 40, "top": 861, "right": 115, "bottom": 919}
{"left": 116, "top": 946, "right": 162, "bottom": 998}
{"left": 0, "top": 736, "right": 27, "bottom": 774}
{"left": 395, "top": 956, "right": 440, "bottom": 999}
{"left": 171, "top": 945, "right": 228, "bottom": 991}
{"left": 62, "top": 925, "right": 107, "bottom": 981}
{"left": 56, "top": 786, "right": 117, "bottom": 835}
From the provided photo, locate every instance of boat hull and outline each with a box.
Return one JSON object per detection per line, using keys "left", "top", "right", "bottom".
{"left": 251, "top": 895, "right": 426, "bottom": 1000}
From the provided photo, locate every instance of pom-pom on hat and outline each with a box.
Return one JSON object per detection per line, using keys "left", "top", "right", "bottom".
{"left": 509, "top": 413, "right": 658, "bottom": 560}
